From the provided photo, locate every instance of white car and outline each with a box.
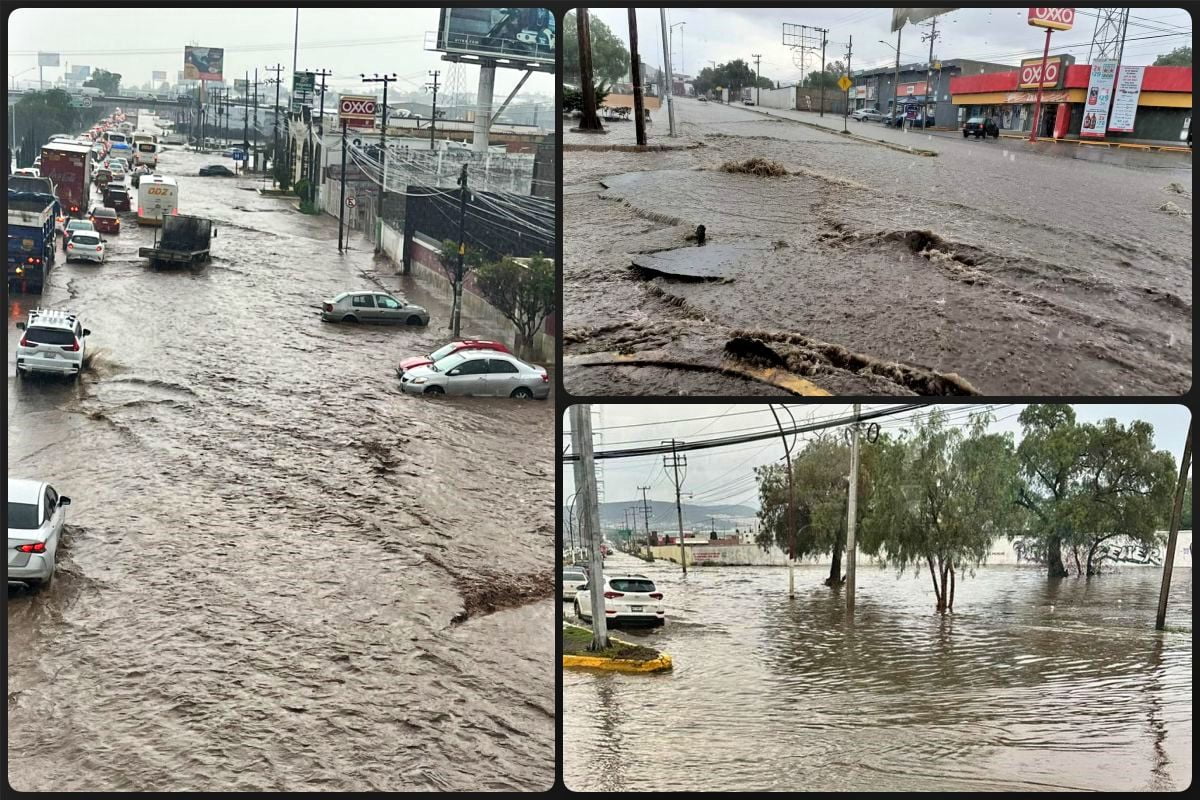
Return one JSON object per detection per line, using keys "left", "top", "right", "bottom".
{"left": 15, "top": 309, "right": 92, "bottom": 380}
{"left": 574, "top": 573, "right": 665, "bottom": 627}
{"left": 399, "top": 350, "right": 551, "bottom": 399}
{"left": 8, "top": 478, "right": 71, "bottom": 589}
{"left": 562, "top": 568, "right": 588, "bottom": 601}
{"left": 65, "top": 231, "right": 105, "bottom": 264}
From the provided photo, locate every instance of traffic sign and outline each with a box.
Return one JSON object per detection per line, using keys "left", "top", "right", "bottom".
{"left": 837, "top": 74, "right": 852, "bottom": 92}
{"left": 231, "top": 150, "right": 245, "bottom": 161}
{"left": 345, "top": 196, "right": 356, "bottom": 208}
{"left": 292, "top": 71, "right": 315, "bottom": 95}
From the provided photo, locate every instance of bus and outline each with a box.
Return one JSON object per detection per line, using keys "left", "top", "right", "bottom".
{"left": 103, "top": 131, "right": 128, "bottom": 148}
{"left": 137, "top": 174, "right": 178, "bottom": 226}
{"left": 132, "top": 132, "right": 159, "bottom": 168}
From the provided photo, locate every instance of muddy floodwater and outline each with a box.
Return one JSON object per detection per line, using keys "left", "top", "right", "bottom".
{"left": 565, "top": 553, "right": 1191, "bottom": 791}
{"left": 563, "top": 100, "right": 1192, "bottom": 396}
{"left": 8, "top": 142, "right": 553, "bottom": 790}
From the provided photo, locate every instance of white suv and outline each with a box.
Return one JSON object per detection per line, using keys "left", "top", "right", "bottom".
{"left": 15, "top": 309, "right": 92, "bottom": 380}
{"left": 574, "top": 573, "right": 665, "bottom": 627}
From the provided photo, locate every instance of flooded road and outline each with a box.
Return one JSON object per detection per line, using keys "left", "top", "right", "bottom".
{"left": 563, "top": 100, "right": 1192, "bottom": 396}
{"left": 565, "top": 553, "right": 1192, "bottom": 791}
{"left": 8, "top": 142, "right": 554, "bottom": 790}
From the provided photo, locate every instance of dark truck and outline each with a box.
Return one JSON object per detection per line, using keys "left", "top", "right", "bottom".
{"left": 40, "top": 141, "right": 92, "bottom": 218}
{"left": 138, "top": 214, "right": 217, "bottom": 270}
{"left": 8, "top": 189, "right": 60, "bottom": 294}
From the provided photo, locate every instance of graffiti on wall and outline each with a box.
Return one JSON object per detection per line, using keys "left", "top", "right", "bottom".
{"left": 1094, "top": 541, "right": 1162, "bottom": 567}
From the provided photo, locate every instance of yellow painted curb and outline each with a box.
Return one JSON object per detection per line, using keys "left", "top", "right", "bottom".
{"left": 563, "top": 652, "right": 674, "bottom": 673}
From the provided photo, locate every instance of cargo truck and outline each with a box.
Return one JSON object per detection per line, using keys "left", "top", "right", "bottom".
{"left": 8, "top": 189, "right": 59, "bottom": 294}
{"left": 40, "top": 141, "right": 93, "bottom": 219}
{"left": 139, "top": 214, "right": 217, "bottom": 270}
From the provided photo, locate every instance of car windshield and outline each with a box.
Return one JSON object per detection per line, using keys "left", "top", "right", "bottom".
{"left": 610, "top": 578, "right": 656, "bottom": 593}
{"left": 67, "top": 221, "right": 93, "bottom": 231}
{"left": 429, "top": 343, "right": 459, "bottom": 361}
{"left": 93, "top": 208, "right": 116, "bottom": 218}
{"left": 24, "top": 327, "right": 75, "bottom": 345}
{"left": 430, "top": 352, "right": 467, "bottom": 373}
{"left": 8, "top": 502, "right": 40, "bottom": 529}
{"left": 968, "top": 118, "right": 985, "bottom": 123}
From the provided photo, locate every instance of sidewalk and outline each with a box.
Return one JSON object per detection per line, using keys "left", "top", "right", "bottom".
{"left": 562, "top": 110, "right": 702, "bottom": 151}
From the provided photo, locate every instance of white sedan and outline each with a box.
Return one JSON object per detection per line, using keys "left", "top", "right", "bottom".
{"left": 574, "top": 573, "right": 665, "bottom": 627}
{"left": 8, "top": 478, "right": 71, "bottom": 589}
{"left": 562, "top": 568, "right": 588, "bottom": 600}
{"left": 65, "top": 231, "right": 106, "bottom": 264}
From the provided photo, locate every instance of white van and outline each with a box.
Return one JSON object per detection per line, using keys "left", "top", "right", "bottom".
{"left": 136, "top": 175, "right": 178, "bottom": 226}
{"left": 134, "top": 140, "right": 158, "bottom": 168}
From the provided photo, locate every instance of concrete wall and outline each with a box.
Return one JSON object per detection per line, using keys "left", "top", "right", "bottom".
{"left": 650, "top": 531, "right": 1193, "bottom": 569}
{"left": 755, "top": 86, "right": 797, "bottom": 111}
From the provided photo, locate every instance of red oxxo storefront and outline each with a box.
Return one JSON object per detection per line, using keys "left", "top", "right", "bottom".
{"left": 950, "top": 63, "right": 1191, "bottom": 144}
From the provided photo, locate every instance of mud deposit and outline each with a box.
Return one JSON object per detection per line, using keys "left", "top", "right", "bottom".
{"left": 563, "top": 100, "right": 1192, "bottom": 396}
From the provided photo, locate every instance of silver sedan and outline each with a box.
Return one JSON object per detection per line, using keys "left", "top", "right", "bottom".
{"left": 321, "top": 291, "right": 429, "bottom": 325}
{"left": 400, "top": 350, "right": 550, "bottom": 399}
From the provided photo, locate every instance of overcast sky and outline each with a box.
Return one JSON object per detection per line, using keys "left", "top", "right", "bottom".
{"left": 583, "top": 8, "right": 1191, "bottom": 83}
{"left": 564, "top": 404, "right": 1191, "bottom": 510}
{"left": 8, "top": 8, "right": 553, "bottom": 101}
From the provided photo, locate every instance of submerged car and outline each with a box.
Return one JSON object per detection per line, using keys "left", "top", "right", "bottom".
{"left": 199, "top": 164, "right": 235, "bottom": 177}
{"left": 397, "top": 339, "right": 511, "bottom": 376}
{"left": 321, "top": 291, "right": 429, "bottom": 325}
{"left": 574, "top": 573, "right": 665, "bottom": 627}
{"left": 399, "top": 350, "right": 550, "bottom": 399}
{"left": 8, "top": 478, "right": 71, "bottom": 589}
{"left": 15, "top": 308, "right": 91, "bottom": 380}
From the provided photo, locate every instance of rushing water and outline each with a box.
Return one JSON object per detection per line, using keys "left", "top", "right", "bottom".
{"left": 565, "top": 552, "right": 1191, "bottom": 791}
{"left": 8, "top": 143, "right": 554, "bottom": 791}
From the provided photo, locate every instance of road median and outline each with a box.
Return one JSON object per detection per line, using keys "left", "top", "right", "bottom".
{"left": 563, "top": 622, "right": 673, "bottom": 673}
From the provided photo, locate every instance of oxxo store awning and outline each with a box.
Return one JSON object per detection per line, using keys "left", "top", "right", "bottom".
{"left": 950, "top": 64, "right": 1191, "bottom": 143}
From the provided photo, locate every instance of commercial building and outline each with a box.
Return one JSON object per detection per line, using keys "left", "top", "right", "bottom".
{"left": 950, "top": 63, "right": 1191, "bottom": 142}
{"left": 850, "top": 59, "right": 1013, "bottom": 124}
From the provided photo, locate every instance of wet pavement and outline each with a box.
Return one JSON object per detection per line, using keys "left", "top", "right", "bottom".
{"left": 8, "top": 139, "right": 554, "bottom": 790}
{"left": 563, "top": 99, "right": 1192, "bottom": 396}
{"left": 565, "top": 552, "right": 1192, "bottom": 791}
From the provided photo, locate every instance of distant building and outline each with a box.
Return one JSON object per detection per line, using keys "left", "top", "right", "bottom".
{"left": 851, "top": 59, "right": 1014, "bottom": 123}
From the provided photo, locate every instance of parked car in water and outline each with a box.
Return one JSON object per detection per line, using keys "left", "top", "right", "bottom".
{"left": 561, "top": 568, "right": 589, "bottom": 601}
{"left": 89, "top": 206, "right": 121, "bottom": 234}
{"left": 397, "top": 339, "right": 511, "bottom": 377}
{"left": 321, "top": 291, "right": 429, "bottom": 325}
{"left": 574, "top": 573, "right": 665, "bottom": 627}
{"left": 199, "top": 164, "right": 235, "bottom": 177}
{"left": 963, "top": 116, "right": 999, "bottom": 139}
{"left": 7, "top": 478, "right": 71, "bottom": 589}
{"left": 14, "top": 308, "right": 91, "bottom": 380}
{"left": 65, "top": 231, "right": 105, "bottom": 264}
{"left": 399, "top": 351, "right": 550, "bottom": 399}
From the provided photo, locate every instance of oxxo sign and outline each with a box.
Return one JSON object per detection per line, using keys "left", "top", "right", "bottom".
{"left": 1028, "top": 7, "right": 1075, "bottom": 30}
{"left": 338, "top": 95, "right": 377, "bottom": 127}
{"left": 1019, "top": 56, "right": 1064, "bottom": 89}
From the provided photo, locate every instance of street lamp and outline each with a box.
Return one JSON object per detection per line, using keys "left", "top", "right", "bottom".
{"left": 879, "top": 39, "right": 904, "bottom": 126}
{"left": 670, "top": 21, "right": 686, "bottom": 81}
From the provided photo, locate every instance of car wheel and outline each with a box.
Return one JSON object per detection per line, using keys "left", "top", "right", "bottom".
{"left": 424, "top": 385, "right": 445, "bottom": 396}
{"left": 341, "top": 314, "right": 358, "bottom": 324}
{"left": 963, "top": 131, "right": 969, "bottom": 138}
{"left": 406, "top": 315, "right": 423, "bottom": 326}
{"left": 510, "top": 387, "right": 533, "bottom": 400}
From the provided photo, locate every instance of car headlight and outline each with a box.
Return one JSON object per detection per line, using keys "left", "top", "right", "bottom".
{"left": 411, "top": 377, "right": 427, "bottom": 384}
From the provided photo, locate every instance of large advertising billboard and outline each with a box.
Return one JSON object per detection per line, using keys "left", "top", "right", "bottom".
{"left": 183, "top": 46, "right": 224, "bottom": 81}
{"left": 37, "top": 52, "right": 60, "bottom": 67}
{"left": 435, "top": 8, "right": 555, "bottom": 68}
{"left": 1107, "top": 65, "right": 1145, "bottom": 133}
{"left": 1080, "top": 59, "right": 1117, "bottom": 138}
{"left": 152, "top": 70, "right": 167, "bottom": 83}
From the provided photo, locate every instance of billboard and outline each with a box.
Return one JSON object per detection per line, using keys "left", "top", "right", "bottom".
{"left": 234, "top": 78, "right": 248, "bottom": 93}
{"left": 70, "top": 65, "right": 91, "bottom": 80}
{"left": 1018, "top": 55, "right": 1065, "bottom": 89}
{"left": 1107, "top": 65, "right": 1145, "bottom": 133}
{"left": 183, "top": 46, "right": 224, "bottom": 81}
{"left": 152, "top": 70, "right": 167, "bottom": 83}
{"left": 338, "top": 95, "right": 377, "bottom": 127}
{"left": 37, "top": 52, "right": 60, "bottom": 67}
{"left": 1027, "top": 7, "right": 1075, "bottom": 30}
{"left": 1080, "top": 59, "right": 1117, "bottom": 138}
{"left": 435, "top": 8, "right": 555, "bottom": 69}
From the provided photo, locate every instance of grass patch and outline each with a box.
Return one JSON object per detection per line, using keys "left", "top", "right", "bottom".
{"left": 719, "top": 157, "right": 788, "bottom": 177}
{"left": 564, "top": 623, "right": 663, "bottom": 662}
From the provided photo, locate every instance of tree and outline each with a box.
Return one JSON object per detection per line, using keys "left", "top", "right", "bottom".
{"left": 1181, "top": 482, "right": 1193, "bottom": 530}
{"left": 562, "top": 83, "right": 610, "bottom": 114}
{"left": 84, "top": 69, "right": 122, "bottom": 95}
{"left": 1153, "top": 46, "right": 1191, "bottom": 67}
{"left": 693, "top": 59, "right": 764, "bottom": 97}
{"left": 1016, "top": 405, "right": 1176, "bottom": 577}
{"left": 859, "top": 410, "right": 1021, "bottom": 613}
{"left": 437, "top": 238, "right": 487, "bottom": 292}
{"left": 14, "top": 90, "right": 86, "bottom": 165}
{"left": 474, "top": 253, "right": 555, "bottom": 356}
{"left": 562, "top": 11, "right": 630, "bottom": 86}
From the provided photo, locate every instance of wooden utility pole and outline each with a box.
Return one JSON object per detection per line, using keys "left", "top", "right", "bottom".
{"left": 426, "top": 70, "right": 440, "bottom": 150}
{"left": 752, "top": 53, "right": 762, "bottom": 105}
{"left": 570, "top": 405, "right": 609, "bottom": 651}
{"left": 266, "top": 63, "right": 284, "bottom": 185}
{"left": 575, "top": 9, "right": 604, "bottom": 131}
{"left": 770, "top": 405, "right": 798, "bottom": 598}
{"left": 361, "top": 72, "right": 396, "bottom": 252}
{"left": 846, "top": 402, "right": 861, "bottom": 614}
{"left": 664, "top": 439, "right": 688, "bottom": 574}
{"left": 311, "top": 68, "right": 333, "bottom": 197}
{"left": 452, "top": 163, "right": 469, "bottom": 338}
{"left": 1156, "top": 420, "right": 1192, "bottom": 630}
{"left": 628, "top": 9, "right": 647, "bottom": 146}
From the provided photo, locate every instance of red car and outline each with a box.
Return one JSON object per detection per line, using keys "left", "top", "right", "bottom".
{"left": 89, "top": 206, "right": 121, "bottom": 234}
{"left": 397, "top": 339, "right": 511, "bottom": 376}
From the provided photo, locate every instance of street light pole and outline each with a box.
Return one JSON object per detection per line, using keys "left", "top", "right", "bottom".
{"left": 659, "top": 8, "right": 677, "bottom": 136}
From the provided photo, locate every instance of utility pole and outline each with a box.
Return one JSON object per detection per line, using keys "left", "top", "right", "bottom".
{"left": 817, "top": 28, "right": 828, "bottom": 117}
{"left": 1156, "top": 420, "right": 1192, "bottom": 630}
{"left": 752, "top": 53, "right": 762, "bottom": 105}
{"left": 892, "top": 27, "right": 903, "bottom": 129}
{"left": 337, "top": 119, "right": 347, "bottom": 252}
{"left": 570, "top": 405, "right": 609, "bottom": 651}
{"left": 846, "top": 402, "right": 861, "bottom": 615}
{"left": 361, "top": 72, "right": 396, "bottom": 252}
{"left": 311, "top": 68, "right": 332, "bottom": 199}
{"left": 769, "top": 404, "right": 798, "bottom": 598}
{"left": 266, "top": 63, "right": 284, "bottom": 186}
{"left": 452, "top": 163, "right": 469, "bottom": 338}
{"left": 243, "top": 71, "right": 249, "bottom": 175}
{"left": 628, "top": 9, "right": 647, "bottom": 146}
{"left": 575, "top": 9, "right": 604, "bottom": 132}
{"left": 426, "top": 70, "right": 440, "bottom": 150}
{"left": 921, "top": 17, "right": 940, "bottom": 128}
{"left": 843, "top": 36, "right": 852, "bottom": 133}
{"left": 663, "top": 439, "right": 688, "bottom": 574}
{"left": 638, "top": 485, "right": 654, "bottom": 561}
{"left": 292, "top": 8, "right": 299, "bottom": 76}
{"left": 253, "top": 68, "right": 260, "bottom": 172}
{"left": 659, "top": 8, "right": 676, "bottom": 137}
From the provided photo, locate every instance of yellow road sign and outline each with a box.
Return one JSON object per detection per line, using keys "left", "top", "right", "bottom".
{"left": 837, "top": 74, "right": 852, "bottom": 92}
